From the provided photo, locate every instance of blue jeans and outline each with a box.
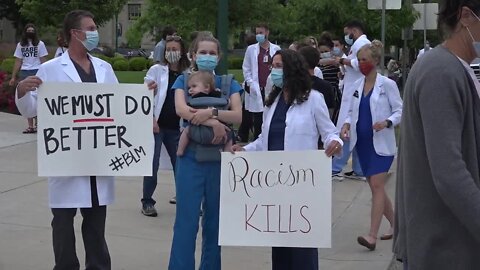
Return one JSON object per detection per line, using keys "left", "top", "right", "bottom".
{"left": 169, "top": 148, "right": 221, "bottom": 270}
{"left": 142, "top": 129, "right": 179, "bottom": 207}
{"left": 332, "top": 140, "right": 363, "bottom": 175}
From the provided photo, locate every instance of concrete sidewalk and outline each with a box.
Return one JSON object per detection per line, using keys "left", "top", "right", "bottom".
{"left": 0, "top": 112, "right": 399, "bottom": 270}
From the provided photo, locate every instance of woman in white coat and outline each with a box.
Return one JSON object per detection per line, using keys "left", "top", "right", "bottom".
{"left": 141, "top": 35, "right": 190, "bottom": 216}
{"left": 341, "top": 40, "right": 403, "bottom": 251}
{"left": 234, "top": 49, "right": 342, "bottom": 270}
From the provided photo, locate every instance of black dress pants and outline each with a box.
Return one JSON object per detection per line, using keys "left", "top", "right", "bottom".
{"left": 238, "top": 88, "right": 265, "bottom": 142}
{"left": 51, "top": 177, "right": 110, "bottom": 270}
{"left": 271, "top": 247, "right": 318, "bottom": 270}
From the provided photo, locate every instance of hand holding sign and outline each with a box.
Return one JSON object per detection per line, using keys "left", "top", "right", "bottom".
{"left": 16, "top": 76, "right": 43, "bottom": 97}
{"left": 219, "top": 150, "right": 332, "bottom": 248}
{"left": 37, "top": 82, "right": 154, "bottom": 176}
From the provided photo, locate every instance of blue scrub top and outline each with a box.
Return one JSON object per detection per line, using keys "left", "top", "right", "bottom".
{"left": 171, "top": 73, "right": 243, "bottom": 96}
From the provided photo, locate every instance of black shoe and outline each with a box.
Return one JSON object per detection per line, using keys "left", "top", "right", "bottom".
{"left": 141, "top": 205, "right": 158, "bottom": 217}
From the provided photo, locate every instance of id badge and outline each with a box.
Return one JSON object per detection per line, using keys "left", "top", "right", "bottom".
{"left": 263, "top": 54, "right": 269, "bottom": 63}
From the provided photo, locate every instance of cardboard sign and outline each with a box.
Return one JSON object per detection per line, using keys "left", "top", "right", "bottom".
{"left": 219, "top": 150, "right": 332, "bottom": 248}
{"left": 37, "top": 82, "right": 154, "bottom": 177}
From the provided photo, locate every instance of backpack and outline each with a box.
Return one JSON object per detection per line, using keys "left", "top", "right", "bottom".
{"left": 182, "top": 71, "right": 232, "bottom": 110}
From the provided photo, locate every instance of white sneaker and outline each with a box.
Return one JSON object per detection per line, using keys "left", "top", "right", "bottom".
{"left": 343, "top": 171, "right": 366, "bottom": 181}
{"left": 332, "top": 173, "right": 344, "bottom": 181}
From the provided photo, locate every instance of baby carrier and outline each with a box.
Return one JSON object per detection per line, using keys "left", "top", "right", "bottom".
{"left": 182, "top": 71, "right": 233, "bottom": 162}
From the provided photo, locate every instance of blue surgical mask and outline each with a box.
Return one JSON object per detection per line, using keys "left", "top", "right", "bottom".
{"left": 344, "top": 34, "right": 354, "bottom": 46}
{"left": 256, "top": 34, "right": 266, "bottom": 44}
{"left": 467, "top": 12, "right": 480, "bottom": 58}
{"left": 320, "top": 52, "right": 332, "bottom": 59}
{"left": 333, "top": 47, "right": 342, "bottom": 56}
{"left": 270, "top": 68, "right": 284, "bottom": 88}
{"left": 77, "top": 30, "right": 99, "bottom": 51}
{"left": 196, "top": 54, "right": 218, "bottom": 71}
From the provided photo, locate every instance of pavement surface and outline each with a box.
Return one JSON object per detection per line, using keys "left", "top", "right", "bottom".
{"left": 0, "top": 112, "right": 401, "bottom": 270}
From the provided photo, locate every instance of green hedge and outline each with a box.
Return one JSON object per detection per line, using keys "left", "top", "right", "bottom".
{"left": 228, "top": 56, "right": 243, "bottom": 70}
{"left": 0, "top": 58, "right": 15, "bottom": 74}
{"left": 94, "top": 54, "right": 114, "bottom": 65}
{"left": 129, "top": 57, "right": 147, "bottom": 71}
{"left": 113, "top": 59, "right": 129, "bottom": 71}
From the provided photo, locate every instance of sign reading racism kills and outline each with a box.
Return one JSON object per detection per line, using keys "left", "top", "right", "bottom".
{"left": 37, "top": 82, "right": 154, "bottom": 177}
{"left": 219, "top": 151, "right": 332, "bottom": 248}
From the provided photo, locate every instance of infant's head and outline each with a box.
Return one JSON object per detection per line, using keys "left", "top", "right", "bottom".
{"left": 188, "top": 71, "right": 215, "bottom": 96}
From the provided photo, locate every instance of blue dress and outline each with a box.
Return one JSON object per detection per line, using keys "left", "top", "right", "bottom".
{"left": 356, "top": 90, "right": 394, "bottom": 177}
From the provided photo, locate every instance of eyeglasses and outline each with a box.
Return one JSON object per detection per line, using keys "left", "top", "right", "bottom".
{"left": 166, "top": 35, "right": 182, "bottom": 41}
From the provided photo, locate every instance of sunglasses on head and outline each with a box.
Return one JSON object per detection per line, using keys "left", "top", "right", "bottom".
{"left": 166, "top": 35, "right": 182, "bottom": 41}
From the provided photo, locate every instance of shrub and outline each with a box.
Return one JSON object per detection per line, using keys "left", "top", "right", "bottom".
{"left": 113, "top": 59, "right": 129, "bottom": 71}
{"left": 0, "top": 58, "right": 16, "bottom": 74}
{"left": 228, "top": 56, "right": 243, "bottom": 69}
{"left": 0, "top": 71, "right": 19, "bottom": 114}
{"left": 129, "top": 57, "right": 147, "bottom": 71}
{"left": 94, "top": 54, "right": 114, "bottom": 65}
{"left": 146, "top": 59, "right": 154, "bottom": 69}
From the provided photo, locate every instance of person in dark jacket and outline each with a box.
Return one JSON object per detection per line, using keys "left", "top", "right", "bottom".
{"left": 394, "top": 1, "right": 480, "bottom": 269}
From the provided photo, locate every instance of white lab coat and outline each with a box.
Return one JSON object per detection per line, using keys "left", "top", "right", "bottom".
{"left": 344, "top": 74, "right": 403, "bottom": 156}
{"left": 144, "top": 64, "right": 169, "bottom": 120}
{"left": 244, "top": 90, "right": 342, "bottom": 152}
{"left": 336, "top": 35, "right": 371, "bottom": 131}
{"left": 314, "top": 66, "right": 324, "bottom": 79}
{"left": 243, "top": 42, "right": 281, "bottom": 112}
{"left": 15, "top": 51, "right": 118, "bottom": 208}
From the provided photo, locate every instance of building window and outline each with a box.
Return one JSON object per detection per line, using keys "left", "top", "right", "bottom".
{"left": 128, "top": 4, "right": 141, "bottom": 20}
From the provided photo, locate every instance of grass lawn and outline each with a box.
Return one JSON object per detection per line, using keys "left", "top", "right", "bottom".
{"left": 229, "top": 69, "right": 243, "bottom": 82}
{"left": 115, "top": 69, "right": 244, "bottom": 84}
{"left": 115, "top": 71, "right": 146, "bottom": 84}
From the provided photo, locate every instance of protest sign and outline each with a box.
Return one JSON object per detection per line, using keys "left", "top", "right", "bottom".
{"left": 37, "top": 82, "right": 154, "bottom": 177}
{"left": 219, "top": 150, "right": 331, "bottom": 248}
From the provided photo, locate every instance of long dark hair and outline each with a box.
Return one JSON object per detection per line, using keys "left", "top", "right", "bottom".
{"left": 265, "top": 50, "right": 312, "bottom": 107}
{"left": 20, "top": 23, "right": 39, "bottom": 47}
{"left": 165, "top": 36, "right": 191, "bottom": 72}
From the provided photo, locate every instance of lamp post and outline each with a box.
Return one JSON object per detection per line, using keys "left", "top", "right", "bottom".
{"left": 217, "top": 0, "right": 228, "bottom": 75}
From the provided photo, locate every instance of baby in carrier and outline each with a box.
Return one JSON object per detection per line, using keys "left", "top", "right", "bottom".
{"left": 177, "top": 71, "right": 233, "bottom": 157}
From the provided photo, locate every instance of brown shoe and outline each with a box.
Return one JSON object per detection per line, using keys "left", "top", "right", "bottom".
{"left": 357, "top": 236, "right": 376, "bottom": 251}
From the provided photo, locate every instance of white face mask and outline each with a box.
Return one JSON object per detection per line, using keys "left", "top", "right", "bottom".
{"left": 165, "top": 51, "right": 181, "bottom": 64}
{"left": 467, "top": 12, "right": 480, "bottom": 58}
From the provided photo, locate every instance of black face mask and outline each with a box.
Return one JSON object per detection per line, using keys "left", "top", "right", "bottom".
{"left": 26, "top": 32, "right": 35, "bottom": 39}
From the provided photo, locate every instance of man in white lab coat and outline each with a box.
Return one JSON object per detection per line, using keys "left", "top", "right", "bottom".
{"left": 333, "top": 20, "right": 371, "bottom": 179}
{"left": 15, "top": 10, "right": 155, "bottom": 270}
{"left": 416, "top": 40, "right": 431, "bottom": 60}
{"left": 240, "top": 23, "right": 280, "bottom": 142}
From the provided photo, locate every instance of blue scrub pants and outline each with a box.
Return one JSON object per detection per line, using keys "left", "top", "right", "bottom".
{"left": 168, "top": 148, "right": 221, "bottom": 270}
{"left": 332, "top": 140, "right": 363, "bottom": 175}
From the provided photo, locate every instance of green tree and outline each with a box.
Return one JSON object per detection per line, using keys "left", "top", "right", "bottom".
{"left": 0, "top": 0, "right": 27, "bottom": 38}
{"left": 127, "top": 0, "right": 285, "bottom": 47}
{"left": 16, "top": 0, "right": 128, "bottom": 27}
{"left": 282, "top": 0, "right": 419, "bottom": 47}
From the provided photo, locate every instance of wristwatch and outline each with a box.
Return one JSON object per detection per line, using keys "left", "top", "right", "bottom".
{"left": 211, "top": 107, "right": 219, "bottom": 119}
{"left": 386, "top": 120, "right": 393, "bottom": 128}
